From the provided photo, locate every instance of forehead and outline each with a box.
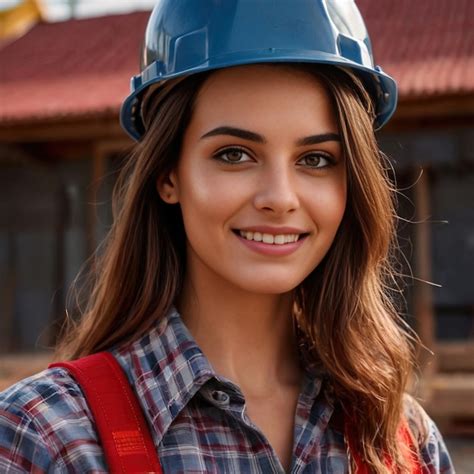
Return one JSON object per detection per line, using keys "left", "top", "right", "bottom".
{"left": 188, "top": 64, "right": 338, "bottom": 136}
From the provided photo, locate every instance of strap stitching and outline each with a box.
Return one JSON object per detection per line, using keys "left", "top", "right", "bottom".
{"left": 68, "top": 361, "right": 127, "bottom": 474}
{"left": 103, "top": 354, "right": 158, "bottom": 471}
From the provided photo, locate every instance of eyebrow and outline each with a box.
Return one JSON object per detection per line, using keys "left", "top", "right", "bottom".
{"left": 200, "top": 126, "right": 341, "bottom": 146}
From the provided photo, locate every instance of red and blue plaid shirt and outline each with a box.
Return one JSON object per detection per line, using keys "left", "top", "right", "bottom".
{"left": 0, "top": 308, "right": 454, "bottom": 473}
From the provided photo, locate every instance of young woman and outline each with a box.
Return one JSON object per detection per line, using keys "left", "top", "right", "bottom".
{"left": 0, "top": 1, "right": 454, "bottom": 473}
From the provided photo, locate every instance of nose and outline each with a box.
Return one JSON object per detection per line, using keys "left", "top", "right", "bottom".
{"left": 253, "top": 162, "right": 299, "bottom": 215}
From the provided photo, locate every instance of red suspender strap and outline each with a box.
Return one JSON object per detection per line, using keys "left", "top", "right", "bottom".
{"left": 398, "top": 420, "right": 423, "bottom": 474}
{"left": 345, "top": 417, "right": 423, "bottom": 473}
{"left": 50, "top": 352, "right": 163, "bottom": 474}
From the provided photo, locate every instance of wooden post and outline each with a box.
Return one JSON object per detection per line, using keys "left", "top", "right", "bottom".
{"left": 86, "top": 145, "right": 107, "bottom": 256}
{"left": 0, "top": 232, "right": 17, "bottom": 352}
{"left": 413, "top": 166, "right": 436, "bottom": 399}
{"left": 87, "top": 139, "right": 132, "bottom": 254}
{"left": 49, "top": 184, "right": 67, "bottom": 346}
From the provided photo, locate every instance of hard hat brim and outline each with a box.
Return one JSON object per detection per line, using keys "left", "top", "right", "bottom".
{"left": 120, "top": 50, "right": 397, "bottom": 141}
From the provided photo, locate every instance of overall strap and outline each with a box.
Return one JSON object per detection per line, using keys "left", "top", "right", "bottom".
{"left": 330, "top": 400, "right": 423, "bottom": 473}
{"left": 345, "top": 417, "right": 423, "bottom": 474}
{"left": 50, "top": 352, "right": 163, "bottom": 474}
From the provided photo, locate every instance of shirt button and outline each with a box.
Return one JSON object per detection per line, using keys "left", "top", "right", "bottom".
{"left": 211, "top": 390, "right": 230, "bottom": 406}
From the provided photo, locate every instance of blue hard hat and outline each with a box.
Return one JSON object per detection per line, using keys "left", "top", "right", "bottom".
{"left": 120, "top": 0, "right": 398, "bottom": 141}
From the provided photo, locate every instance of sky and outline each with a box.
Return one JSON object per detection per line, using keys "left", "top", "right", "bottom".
{"left": 1, "top": 0, "right": 157, "bottom": 21}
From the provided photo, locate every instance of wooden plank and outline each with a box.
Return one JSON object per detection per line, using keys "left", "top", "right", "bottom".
{"left": 0, "top": 352, "right": 52, "bottom": 391}
{"left": 387, "top": 94, "right": 474, "bottom": 132}
{"left": 427, "top": 374, "right": 474, "bottom": 418}
{"left": 413, "top": 167, "right": 436, "bottom": 388}
{"left": 0, "top": 115, "right": 128, "bottom": 143}
{"left": 436, "top": 342, "right": 474, "bottom": 372}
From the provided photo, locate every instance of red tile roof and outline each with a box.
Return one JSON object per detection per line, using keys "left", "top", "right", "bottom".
{"left": 358, "top": 0, "right": 474, "bottom": 98}
{"left": 0, "top": 12, "right": 147, "bottom": 124}
{"left": 0, "top": 1, "right": 472, "bottom": 124}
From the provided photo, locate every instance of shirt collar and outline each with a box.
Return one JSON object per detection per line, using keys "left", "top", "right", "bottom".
{"left": 114, "top": 306, "right": 327, "bottom": 444}
{"left": 114, "top": 306, "right": 216, "bottom": 442}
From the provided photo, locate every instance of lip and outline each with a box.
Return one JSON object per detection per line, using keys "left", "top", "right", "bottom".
{"left": 233, "top": 230, "right": 309, "bottom": 256}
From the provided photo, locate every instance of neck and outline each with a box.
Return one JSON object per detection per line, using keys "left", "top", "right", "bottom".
{"left": 177, "top": 262, "right": 302, "bottom": 396}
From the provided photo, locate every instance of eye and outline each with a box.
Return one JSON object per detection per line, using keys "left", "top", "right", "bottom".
{"left": 297, "top": 152, "right": 334, "bottom": 169}
{"left": 213, "top": 147, "right": 253, "bottom": 164}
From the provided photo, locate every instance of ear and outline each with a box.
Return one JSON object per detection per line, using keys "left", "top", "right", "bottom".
{"left": 157, "top": 170, "right": 179, "bottom": 204}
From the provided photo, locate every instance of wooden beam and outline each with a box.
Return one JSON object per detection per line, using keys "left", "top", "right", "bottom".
{"left": 0, "top": 232, "right": 17, "bottom": 353}
{"left": 1, "top": 94, "right": 472, "bottom": 143}
{"left": 49, "top": 185, "right": 68, "bottom": 346}
{"left": 86, "top": 139, "right": 132, "bottom": 253}
{"left": 94, "top": 139, "right": 134, "bottom": 158}
{"left": 412, "top": 167, "right": 436, "bottom": 395}
{"left": 381, "top": 94, "right": 474, "bottom": 133}
{"left": 87, "top": 145, "right": 108, "bottom": 255}
{"left": 0, "top": 353, "right": 52, "bottom": 391}
{"left": 436, "top": 342, "right": 474, "bottom": 372}
{"left": 0, "top": 114, "right": 129, "bottom": 143}
{"left": 396, "top": 94, "right": 474, "bottom": 121}
{"left": 427, "top": 374, "right": 474, "bottom": 417}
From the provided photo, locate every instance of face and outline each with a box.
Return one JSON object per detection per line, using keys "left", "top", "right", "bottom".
{"left": 159, "top": 64, "right": 347, "bottom": 295}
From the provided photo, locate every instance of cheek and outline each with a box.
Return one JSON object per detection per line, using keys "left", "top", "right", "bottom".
{"left": 304, "top": 174, "right": 347, "bottom": 234}
{"left": 177, "top": 166, "right": 250, "bottom": 231}
{"left": 321, "top": 183, "right": 346, "bottom": 224}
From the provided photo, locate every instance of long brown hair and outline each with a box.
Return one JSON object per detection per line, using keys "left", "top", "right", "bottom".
{"left": 56, "top": 64, "right": 415, "bottom": 472}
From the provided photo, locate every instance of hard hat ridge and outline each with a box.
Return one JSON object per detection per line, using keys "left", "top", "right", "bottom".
{"left": 121, "top": 0, "right": 398, "bottom": 140}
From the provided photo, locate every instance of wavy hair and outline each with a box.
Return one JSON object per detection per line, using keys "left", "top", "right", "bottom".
{"left": 56, "top": 64, "right": 415, "bottom": 472}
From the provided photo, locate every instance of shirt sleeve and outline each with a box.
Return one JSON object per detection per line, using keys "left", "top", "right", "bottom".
{"left": 420, "top": 419, "right": 456, "bottom": 474}
{"left": 404, "top": 394, "right": 455, "bottom": 473}
{"left": 0, "top": 400, "right": 53, "bottom": 473}
{"left": 0, "top": 368, "right": 108, "bottom": 473}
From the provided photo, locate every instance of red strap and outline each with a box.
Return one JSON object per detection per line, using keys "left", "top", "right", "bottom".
{"left": 50, "top": 352, "right": 163, "bottom": 474}
{"left": 346, "top": 417, "right": 423, "bottom": 473}
{"left": 398, "top": 420, "right": 423, "bottom": 474}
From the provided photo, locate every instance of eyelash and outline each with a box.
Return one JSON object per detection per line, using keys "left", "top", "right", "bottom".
{"left": 212, "top": 146, "right": 336, "bottom": 168}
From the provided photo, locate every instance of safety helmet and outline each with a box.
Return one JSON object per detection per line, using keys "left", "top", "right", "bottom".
{"left": 120, "top": 0, "right": 397, "bottom": 141}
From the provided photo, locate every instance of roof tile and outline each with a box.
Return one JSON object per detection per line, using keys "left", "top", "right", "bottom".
{"left": 358, "top": 0, "right": 474, "bottom": 97}
{"left": 0, "top": 1, "right": 472, "bottom": 124}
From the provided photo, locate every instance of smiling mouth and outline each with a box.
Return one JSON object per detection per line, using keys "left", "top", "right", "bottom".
{"left": 233, "top": 230, "right": 309, "bottom": 245}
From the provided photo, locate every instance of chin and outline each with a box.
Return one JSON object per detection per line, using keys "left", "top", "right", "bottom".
{"left": 232, "top": 274, "right": 308, "bottom": 295}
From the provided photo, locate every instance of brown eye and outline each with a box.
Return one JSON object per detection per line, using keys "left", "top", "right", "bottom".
{"left": 226, "top": 149, "right": 244, "bottom": 162}
{"left": 214, "top": 147, "right": 252, "bottom": 164}
{"left": 298, "top": 153, "right": 333, "bottom": 169}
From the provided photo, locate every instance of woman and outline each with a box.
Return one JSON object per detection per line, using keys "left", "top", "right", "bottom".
{"left": 0, "top": 1, "right": 454, "bottom": 473}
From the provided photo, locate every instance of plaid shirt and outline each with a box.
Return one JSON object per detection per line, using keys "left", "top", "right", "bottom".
{"left": 0, "top": 308, "right": 454, "bottom": 473}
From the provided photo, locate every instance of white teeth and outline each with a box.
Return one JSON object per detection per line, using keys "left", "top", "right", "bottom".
{"left": 262, "top": 233, "right": 274, "bottom": 244}
{"left": 274, "top": 234, "right": 285, "bottom": 244}
{"left": 238, "top": 230, "right": 302, "bottom": 245}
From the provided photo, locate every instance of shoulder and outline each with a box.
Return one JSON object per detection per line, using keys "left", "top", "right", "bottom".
{"left": 1, "top": 366, "right": 88, "bottom": 413}
{"left": 403, "top": 393, "right": 455, "bottom": 473}
{"left": 0, "top": 367, "right": 105, "bottom": 472}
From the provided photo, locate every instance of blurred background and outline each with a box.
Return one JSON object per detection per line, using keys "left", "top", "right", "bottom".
{"left": 0, "top": 0, "right": 473, "bottom": 470}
